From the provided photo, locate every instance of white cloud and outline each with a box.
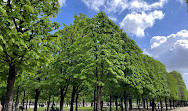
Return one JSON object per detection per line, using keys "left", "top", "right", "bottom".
{"left": 144, "top": 30, "right": 188, "bottom": 73}
{"left": 129, "top": 0, "right": 167, "bottom": 11}
{"left": 81, "top": 0, "right": 167, "bottom": 37}
{"left": 106, "top": 0, "right": 128, "bottom": 13}
{"left": 81, "top": 0, "right": 167, "bottom": 13}
{"left": 81, "top": 0, "right": 106, "bottom": 12}
{"left": 108, "top": 16, "right": 117, "bottom": 22}
{"left": 58, "top": 0, "right": 66, "bottom": 7}
{"left": 120, "top": 10, "right": 164, "bottom": 37}
{"left": 150, "top": 36, "right": 167, "bottom": 48}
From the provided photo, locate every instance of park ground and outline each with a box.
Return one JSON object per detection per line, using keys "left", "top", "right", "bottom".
{"left": 26, "top": 106, "right": 188, "bottom": 111}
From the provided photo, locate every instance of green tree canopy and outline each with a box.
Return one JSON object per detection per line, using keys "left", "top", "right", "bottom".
{"left": 0, "top": 0, "right": 60, "bottom": 110}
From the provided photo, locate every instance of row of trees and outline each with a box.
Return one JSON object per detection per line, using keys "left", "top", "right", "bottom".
{"left": 0, "top": 1, "right": 188, "bottom": 111}
{"left": 1, "top": 11, "right": 188, "bottom": 111}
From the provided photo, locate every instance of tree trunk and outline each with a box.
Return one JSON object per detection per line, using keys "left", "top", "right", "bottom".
{"left": 15, "top": 86, "right": 19, "bottom": 111}
{"left": 26, "top": 97, "right": 28, "bottom": 111}
{"left": 60, "top": 85, "right": 68, "bottom": 111}
{"left": 52, "top": 97, "right": 55, "bottom": 108}
{"left": 96, "top": 61, "right": 104, "bottom": 111}
{"left": 22, "top": 90, "right": 26, "bottom": 107}
{"left": 115, "top": 96, "right": 118, "bottom": 111}
{"left": 142, "top": 97, "right": 145, "bottom": 109}
{"left": 129, "top": 98, "right": 132, "bottom": 111}
{"left": 110, "top": 95, "right": 112, "bottom": 111}
{"left": 83, "top": 100, "right": 85, "bottom": 107}
{"left": 47, "top": 93, "right": 51, "bottom": 111}
{"left": 173, "top": 99, "right": 175, "bottom": 109}
{"left": 34, "top": 89, "right": 40, "bottom": 111}
{"left": 137, "top": 99, "right": 139, "bottom": 109}
{"left": 101, "top": 101, "right": 103, "bottom": 110}
{"left": 124, "top": 91, "right": 127, "bottom": 111}
{"left": 76, "top": 92, "right": 79, "bottom": 111}
{"left": 121, "top": 98, "right": 123, "bottom": 111}
{"left": 160, "top": 98, "right": 163, "bottom": 111}
{"left": 96, "top": 86, "right": 102, "bottom": 111}
{"left": 146, "top": 98, "right": 148, "bottom": 110}
{"left": 94, "top": 89, "right": 96, "bottom": 111}
{"left": 29, "top": 100, "right": 31, "bottom": 108}
{"left": 70, "top": 86, "right": 77, "bottom": 111}
{"left": 169, "top": 99, "right": 172, "bottom": 110}
{"left": 152, "top": 99, "right": 155, "bottom": 111}
{"left": 4, "top": 65, "right": 17, "bottom": 111}
{"left": 165, "top": 98, "right": 168, "bottom": 110}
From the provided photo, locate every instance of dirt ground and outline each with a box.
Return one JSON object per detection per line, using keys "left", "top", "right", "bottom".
{"left": 171, "top": 107, "right": 188, "bottom": 111}
{"left": 128, "top": 107, "right": 188, "bottom": 111}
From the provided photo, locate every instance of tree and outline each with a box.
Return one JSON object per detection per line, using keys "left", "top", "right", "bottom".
{"left": 0, "top": 0, "right": 60, "bottom": 110}
{"left": 55, "top": 15, "right": 86, "bottom": 111}
{"left": 80, "top": 12, "right": 125, "bottom": 111}
{"left": 166, "top": 72, "right": 179, "bottom": 109}
{"left": 170, "top": 71, "right": 188, "bottom": 101}
{"left": 58, "top": 12, "right": 126, "bottom": 111}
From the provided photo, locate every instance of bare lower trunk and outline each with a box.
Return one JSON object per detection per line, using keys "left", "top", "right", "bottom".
{"left": 60, "top": 88, "right": 64, "bottom": 111}
{"left": 70, "top": 86, "right": 77, "bottom": 111}
{"left": 146, "top": 98, "right": 148, "bottom": 110}
{"left": 29, "top": 100, "right": 31, "bottom": 108}
{"left": 165, "top": 98, "right": 168, "bottom": 110}
{"left": 76, "top": 92, "right": 79, "bottom": 111}
{"left": 110, "top": 95, "right": 112, "bottom": 111}
{"left": 47, "top": 93, "right": 51, "bottom": 111}
{"left": 160, "top": 98, "right": 163, "bottom": 111}
{"left": 137, "top": 99, "right": 139, "bottom": 109}
{"left": 142, "top": 97, "right": 145, "bottom": 109}
{"left": 15, "top": 86, "right": 19, "bottom": 111}
{"left": 83, "top": 100, "right": 85, "bottom": 107}
{"left": 22, "top": 90, "right": 26, "bottom": 107}
{"left": 34, "top": 89, "right": 40, "bottom": 111}
{"left": 124, "top": 91, "right": 127, "bottom": 111}
{"left": 26, "top": 97, "right": 28, "bottom": 111}
{"left": 115, "top": 96, "right": 118, "bottom": 111}
{"left": 94, "top": 89, "right": 96, "bottom": 111}
{"left": 121, "top": 98, "right": 123, "bottom": 111}
{"left": 152, "top": 99, "right": 155, "bottom": 111}
{"left": 60, "top": 84, "right": 69, "bottom": 111}
{"left": 97, "top": 86, "right": 102, "bottom": 111}
{"left": 169, "top": 99, "right": 172, "bottom": 110}
{"left": 4, "top": 65, "right": 17, "bottom": 111}
{"left": 173, "top": 99, "right": 175, "bottom": 109}
{"left": 129, "top": 98, "right": 132, "bottom": 111}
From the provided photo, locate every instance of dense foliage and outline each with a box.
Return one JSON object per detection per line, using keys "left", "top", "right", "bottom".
{"left": 0, "top": 2, "right": 188, "bottom": 111}
{"left": 0, "top": 0, "right": 60, "bottom": 111}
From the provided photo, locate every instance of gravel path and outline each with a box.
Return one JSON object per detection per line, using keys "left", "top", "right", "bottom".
{"left": 171, "top": 107, "right": 188, "bottom": 111}
{"left": 130, "top": 107, "right": 188, "bottom": 111}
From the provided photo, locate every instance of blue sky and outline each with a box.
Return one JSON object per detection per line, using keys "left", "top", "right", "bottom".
{"left": 54, "top": 0, "right": 188, "bottom": 88}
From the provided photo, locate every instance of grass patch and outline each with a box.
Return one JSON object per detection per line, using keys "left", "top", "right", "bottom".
{"left": 26, "top": 106, "right": 122, "bottom": 111}
{"left": 27, "top": 107, "right": 46, "bottom": 111}
{"left": 27, "top": 107, "right": 93, "bottom": 111}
